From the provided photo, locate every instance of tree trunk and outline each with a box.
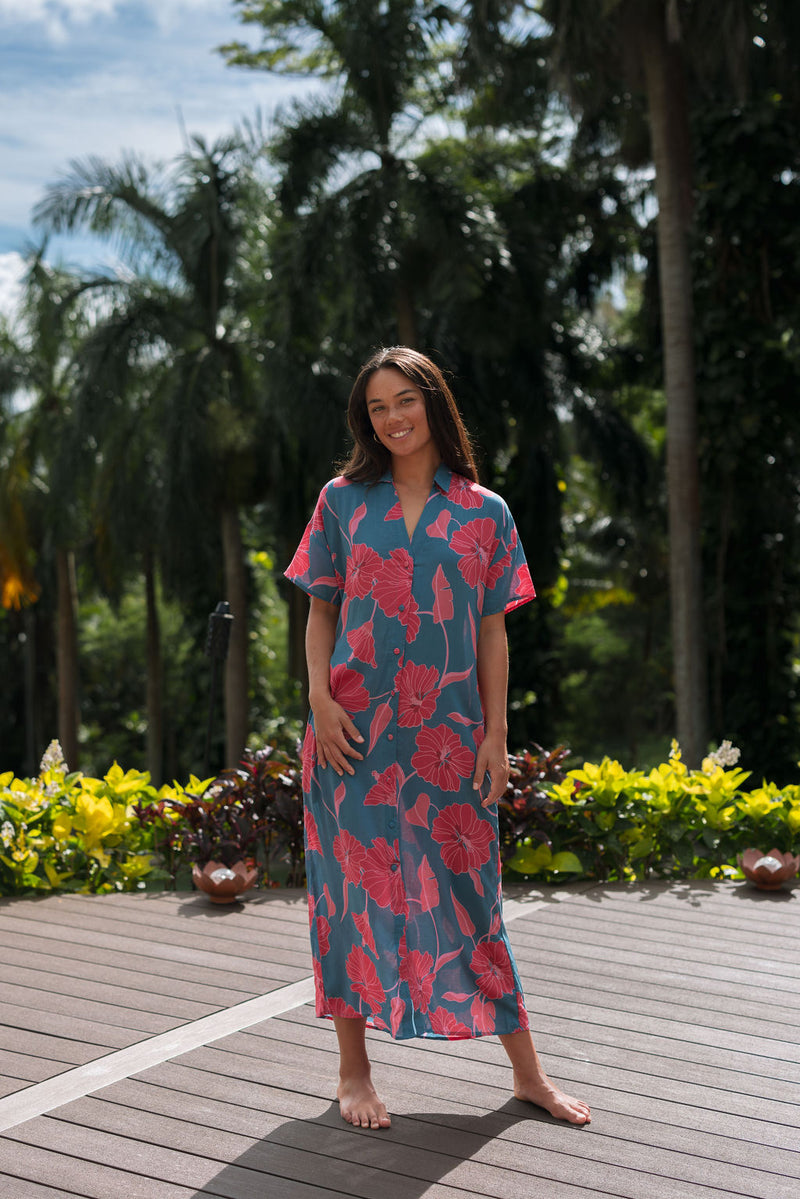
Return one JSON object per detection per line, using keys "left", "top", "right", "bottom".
{"left": 144, "top": 553, "right": 163, "bottom": 785}
{"left": 639, "top": 6, "right": 707, "bottom": 765}
{"left": 56, "top": 547, "right": 80, "bottom": 771}
{"left": 221, "top": 504, "right": 249, "bottom": 767}
{"left": 396, "top": 279, "right": 418, "bottom": 348}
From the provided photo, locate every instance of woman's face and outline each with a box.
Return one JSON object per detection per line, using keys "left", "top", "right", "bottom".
{"left": 365, "top": 367, "right": 434, "bottom": 461}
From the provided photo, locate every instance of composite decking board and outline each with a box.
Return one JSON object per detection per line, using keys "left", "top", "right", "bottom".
{"left": 258, "top": 1005, "right": 800, "bottom": 1097}
{"left": 510, "top": 900, "right": 800, "bottom": 955}
{"left": 510, "top": 942, "right": 800, "bottom": 1020}
{"left": 0, "top": 1178, "right": 91, "bottom": 1199}
{"left": 42, "top": 1095, "right": 787, "bottom": 1199}
{"left": 0, "top": 965, "right": 224, "bottom": 1021}
{"left": 563, "top": 881, "right": 799, "bottom": 928}
{"left": 81, "top": 1070, "right": 800, "bottom": 1180}
{"left": 166, "top": 1037, "right": 800, "bottom": 1152}
{"left": 0, "top": 1027, "right": 116, "bottom": 1066}
{"left": 0, "top": 919, "right": 308, "bottom": 983}
{"left": 0, "top": 907, "right": 313, "bottom": 969}
{"left": 212, "top": 1022, "right": 800, "bottom": 1125}
{"left": 0, "top": 1139, "right": 214, "bottom": 1199}
{"left": 0, "top": 1050, "right": 73, "bottom": 1084}
{"left": 0, "top": 980, "right": 186, "bottom": 1034}
{"left": 0, "top": 944, "right": 261, "bottom": 1008}
{"left": 0, "top": 928, "right": 298, "bottom": 992}
{"left": 0, "top": 1001, "right": 149, "bottom": 1049}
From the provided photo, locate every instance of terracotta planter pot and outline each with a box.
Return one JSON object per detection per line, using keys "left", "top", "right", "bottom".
{"left": 738, "top": 848, "right": 800, "bottom": 891}
{"left": 192, "top": 860, "right": 258, "bottom": 903}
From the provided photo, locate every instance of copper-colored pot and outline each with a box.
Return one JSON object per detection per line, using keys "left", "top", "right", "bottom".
{"left": 738, "top": 848, "right": 800, "bottom": 891}
{"left": 192, "top": 859, "right": 258, "bottom": 903}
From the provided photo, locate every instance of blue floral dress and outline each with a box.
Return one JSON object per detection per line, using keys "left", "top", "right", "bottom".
{"left": 285, "top": 464, "right": 536, "bottom": 1040}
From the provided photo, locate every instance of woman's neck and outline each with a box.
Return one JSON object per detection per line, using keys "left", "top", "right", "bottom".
{"left": 391, "top": 445, "right": 441, "bottom": 490}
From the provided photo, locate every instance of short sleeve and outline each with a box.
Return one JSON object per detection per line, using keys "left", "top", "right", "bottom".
{"left": 285, "top": 484, "right": 344, "bottom": 606}
{"left": 482, "top": 502, "right": 536, "bottom": 616}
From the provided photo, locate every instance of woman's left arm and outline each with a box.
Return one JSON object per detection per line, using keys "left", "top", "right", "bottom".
{"left": 474, "top": 610, "right": 510, "bottom": 808}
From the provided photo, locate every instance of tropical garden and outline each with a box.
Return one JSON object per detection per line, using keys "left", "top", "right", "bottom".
{"left": 2, "top": 1, "right": 800, "bottom": 894}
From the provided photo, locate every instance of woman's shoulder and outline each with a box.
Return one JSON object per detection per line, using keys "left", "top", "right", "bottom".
{"left": 444, "top": 469, "right": 512, "bottom": 519}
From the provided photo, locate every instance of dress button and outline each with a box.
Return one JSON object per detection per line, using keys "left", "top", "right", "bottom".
{"left": 394, "top": 647, "right": 401, "bottom": 655}
{"left": 399, "top": 603, "right": 405, "bottom": 612}
{"left": 390, "top": 862, "right": 399, "bottom": 872}
{"left": 388, "top": 733, "right": 394, "bottom": 741}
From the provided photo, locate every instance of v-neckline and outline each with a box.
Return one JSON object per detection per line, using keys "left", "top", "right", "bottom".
{"left": 394, "top": 481, "right": 433, "bottom": 543}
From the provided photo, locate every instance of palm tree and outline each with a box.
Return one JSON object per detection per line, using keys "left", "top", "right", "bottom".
{"left": 35, "top": 134, "right": 276, "bottom": 768}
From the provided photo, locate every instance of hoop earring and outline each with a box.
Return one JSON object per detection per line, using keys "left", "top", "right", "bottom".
{"left": 373, "top": 433, "right": 380, "bottom": 444}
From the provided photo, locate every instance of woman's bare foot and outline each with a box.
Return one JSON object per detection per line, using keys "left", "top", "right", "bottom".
{"left": 338, "top": 1074, "right": 391, "bottom": 1130}
{"left": 513, "top": 1070, "right": 591, "bottom": 1126}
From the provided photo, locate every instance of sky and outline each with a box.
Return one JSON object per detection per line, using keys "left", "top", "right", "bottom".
{"left": 0, "top": 0, "right": 315, "bottom": 319}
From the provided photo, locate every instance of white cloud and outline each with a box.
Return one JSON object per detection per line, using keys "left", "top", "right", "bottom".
{"left": 0, "top": 252, "right": 26, "bottom": 322}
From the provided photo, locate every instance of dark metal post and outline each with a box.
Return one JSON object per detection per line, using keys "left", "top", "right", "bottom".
{"left": 203, "top": 600, "right": 234, "bottom": 777}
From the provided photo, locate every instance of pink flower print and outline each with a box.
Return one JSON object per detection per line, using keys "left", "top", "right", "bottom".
{"left": 346, "top": 944, "right": 386, "bottom": 1013}
{"left": 316, "top": 915, "right": 331, "bottom": 956}
{"left": 470, "top": 940, "right": 515, "bottom": 999}
{"left": 301, "top": 723, "right": 316, "bottom": 793}
{"left": 470, "top": 994, "right": 496, "bottom": 1034}
{"left": 399, "top": 593, "right": 420, "bottom": 642}
{"left": 447, "top": 473, "right": 485, "bottom": 509}
{"left": 399, "top": 950, "right": 435, "bottom": 1012}
{"left": 333, "top": 829, "right": 367, "bottom": 885}
{"left": 365, "top": 763, "right": 400, "bottom": 806}
{"left": 396, "top": 662, "right": 441, "bottom": 727}
{"left": 327, "top": 995, "right": 360, "bottom": 1019}
{"left": 287, "top": 525, "right": 311, "bottom": 578}
{"left": 373, "top": 549, "right": 413, "bottom": 618}
{"left": 346, "top": 618, "right": 377, "bottom": 667}
{"left": 428, "top": 1006, "right": 473, "bottom": 1039}
{"left": 361, "top": 837, "right": 407, "bottom": 915}
{"left": 450, "top": 518, "right": 499, "bottom": 589}
{"left": 411, "top": 724, "right": 474, "bottom": 792}
{"left": 330, "top": 664, "right": 370, "bottom": 713}
{"left": 486, "top": 547, "right": 510, "bottom": 591}
{"left": 345, "top": 543, "right": 382, "bottom": 599}
{"left": 352, "top": 908, "right": 377, "bottom": 957}
{"left": 304, "top": 809, "right": 322, "bottom": 853}
{"left": 431, "top": 804, "right": 495, "bottom": 874}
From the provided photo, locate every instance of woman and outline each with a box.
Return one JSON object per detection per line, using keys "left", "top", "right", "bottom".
{"left": 285, "top": 347, "right": 590, "bottom": 1130}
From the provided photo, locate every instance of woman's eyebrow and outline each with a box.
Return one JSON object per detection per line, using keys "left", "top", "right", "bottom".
{"left": 367, "top": 387, "right": 417, "bottom": 405}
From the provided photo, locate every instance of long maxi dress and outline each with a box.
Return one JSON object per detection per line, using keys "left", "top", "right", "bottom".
{"left": 285, "top": 463, "right": 537, "bottom": 1040}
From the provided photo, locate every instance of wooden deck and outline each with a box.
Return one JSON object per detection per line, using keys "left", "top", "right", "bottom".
{"left": 0, "top": 878, "right": 797, "bottom": 1198}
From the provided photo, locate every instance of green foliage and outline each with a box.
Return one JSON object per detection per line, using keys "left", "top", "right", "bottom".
{"left": 511, "top": 741, "right": 800, "bottom": 882}
{"left": 0, "top": 741, "right": 158, "bottom": 896}
{"left": 134, "top": 745, "right": 305, "bottom": 887}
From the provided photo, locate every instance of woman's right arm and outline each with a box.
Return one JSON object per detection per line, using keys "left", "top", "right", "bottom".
{"left": 306, "top": 596, "right": 364, "bottom": 776}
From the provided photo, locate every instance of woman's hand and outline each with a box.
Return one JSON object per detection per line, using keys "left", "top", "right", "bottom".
{"left": 473, "top": 730, "right": 510, "bottom": 808}
{"left": 311, "top": 694, "right": 364, "bottom": 777}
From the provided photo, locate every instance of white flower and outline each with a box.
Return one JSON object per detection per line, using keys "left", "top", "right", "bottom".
{"left": 0, "top": 821, "right": 15, "bottom": 847}
{"left": 707, "top": 740, "right": 741, "bottom": 769}
{"left": 39, "top": 740, "right": 68, "bottom": 775}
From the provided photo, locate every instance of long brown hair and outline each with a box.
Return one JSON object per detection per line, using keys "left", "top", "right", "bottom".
{"left": 340, "top": 346, "right": 479, "bottom": 483}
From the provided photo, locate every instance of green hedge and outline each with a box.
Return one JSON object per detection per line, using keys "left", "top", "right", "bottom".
{"left": 509, "top": 741, "right": 800, "bottom": 881}
{"left": 2, "top": 739, "right": 798, "bottom": 896}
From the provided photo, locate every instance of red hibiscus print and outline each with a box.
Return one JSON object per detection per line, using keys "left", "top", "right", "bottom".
{"left": 330, "top": 664, "right": 370, "bottom": 713}
{"left": 486, "top": 547, "right": 510, "bottom": 591}
{"left": 428, "top": 1007, "right": 473, "bottom": 1039}
{"left": 412, "top": 725, "right": 474, "bottom": 792}
{"left": 352, "top": 909, "right": 377, "bottom": 957}
{"left": 373, "top": 549, "right": 413, "bottom": 617}
{"left": 431, "top": 804, "right": 494, "bottom": 874}
{"left": 426, "top": 510, "right": 450, "bottom": 538}
{"left": 327, "top": 996, "right": 360, "bottom": 1019}
{"left": 450, "top": 518, "right": 499, "bottom": 589}
{"left": 304, "top": 809, "right": 322, "bottom": 853}
{"left": 406, "top": 791, "right": 431, "bottom": 828}
{"left": 470, "top": 940, "right": 515, "bottom": 999}
{"left": 333, "top": 829, "right": 367, "bottom": 885}
{"left": 301, "top": 723, "right": 316, "bottom": 793}
{"left": 516, "top": 991, "right": 530, "bottom": 1030}
{"left": 347, "top": 945, "right": 386, "bottom": 1013}
{"left": 316, "top": 915, "right": 331, "bottom": 956}
{"left": 397, "top": 662, "right": 441, "bottom": 727}
{"left": 432, "top": 564, "right": 453, "bottom": 624}
{"left": 447, "top": 474, "right": 484, "bottom": 509}
{"left": 287, "top": 525, "right": 311, "bottom": 577}
{"left": 345, "top": 543, "right": 382, "bottom": 599}
{"left": 365, "top": 763, "right": 400, "bottom": 806}
{"left": 416, "top": 855, "right": 439, "bottom": 912}
{"left": 399, "top": 950, "right": 435, "bottom": 1012}
{"left": 385, "top": 500, "right": 403, "bottom": 521}
{"left": 361, "top": 838, "right": 407, "bottom": 915}
{"left": 470, "top": 994, "right": 496, "bottom": 1034}
{"left": 346, "top": 618, "right": 377, "bottom": 667}
{"left": 390, "top": 997, "right": 406, "bottom": 1037}
{"left": 399, "top": 594, "right": 420, "bottom": 642}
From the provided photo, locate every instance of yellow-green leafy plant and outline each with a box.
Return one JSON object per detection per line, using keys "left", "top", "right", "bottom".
{"left": 510, "top": 741, "right": 800, "bottom": 881}
{"left": 0, "top": 741, "right": 159, "bottom": 895}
